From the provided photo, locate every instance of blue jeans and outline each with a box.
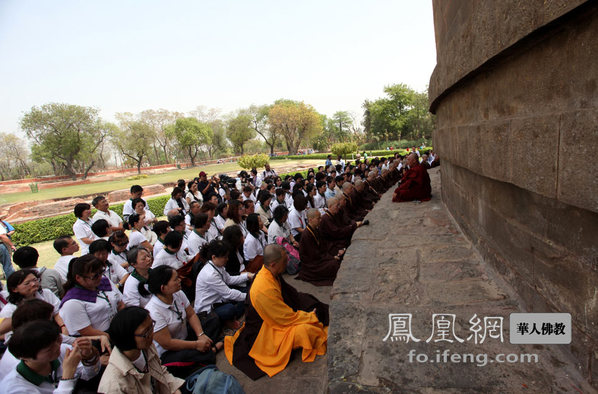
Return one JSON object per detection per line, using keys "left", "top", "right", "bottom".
{"left": 0, "top": 244, "right": 15, "bottom": 279}
{"left": 214, "top": 301, "right": 245, "bottom": 322}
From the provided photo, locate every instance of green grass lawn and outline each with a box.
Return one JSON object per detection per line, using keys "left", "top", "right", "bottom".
{"left": 0, "top": 158, "right": 324, "bottom": 206}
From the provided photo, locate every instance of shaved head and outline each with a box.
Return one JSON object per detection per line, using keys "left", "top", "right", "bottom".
{"left": 307, "top": 208, "right": 320, "bottom": 221}
{"left": 263, "top": 244, "right": 284, "bottom": 267}
{"left": 327, "top": 196, "right": 339, "bottom": 207}
{"left": 342, "top": 182, "right": 353, "bottom": 192}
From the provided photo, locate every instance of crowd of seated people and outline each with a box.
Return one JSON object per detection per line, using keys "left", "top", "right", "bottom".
{"left": 0, "top": 153, "right": 434, "bottom": 389}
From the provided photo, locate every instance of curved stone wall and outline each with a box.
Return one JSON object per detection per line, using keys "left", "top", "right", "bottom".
{"left": 430, "top": 0, "right": 598, "bottom": 383}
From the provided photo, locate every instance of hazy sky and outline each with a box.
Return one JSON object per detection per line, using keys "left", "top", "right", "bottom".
{"left": 0, "top": 0, "right": 436, "bottom": 136}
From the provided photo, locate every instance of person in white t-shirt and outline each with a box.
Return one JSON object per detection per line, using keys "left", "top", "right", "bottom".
{"left": 1, "top": 320, "right": 101, "bottom": 394}
{"left": 0, "top": 269, "right": 67, "bottom": 339}
{"left": 187, "top": 213, "right": 209, "bottom": 258}
{"left": 52, "top": 235, "right": 79, "bottom": 282}
{"left": 122, "top": 185, "right": 150, "bottom": 221}
{"left": 107, "top": 231, "right": 130, "bottom": 272}
{"left": 151, "top": 221, "right": 171, "bottom": 259}
{"left": 152, "top": 231, "right": 187, "bottom": 270}
{"left": 163, "top": 187, "right": 190, "bottom": 216}
{"left": 122, "top": 246, "right": 153, "bottom": 308}
{"left": 145, "top": 265, "right": 219, "bottom": 377}
{"left": 59, "top": 255, "right": 125, "bottom": 337}
{"left": 72, "top": 203, "right": 96, "bottom": 255}
{"left": 91, "top": 195, "right": 124, "bottom": 232}
{"left": 243, "top": 214, "right": 267, "bottom": 273}
{"left": 287, "top": 194, "right": 308, "bottom": 239}
{"left": 90, "top": 239, "right": 129, "bottom": 287}
{"left": 267, "top": 205, "right": 298, "bottom": 247}
{"left": 127, "top": 214, "right": 153, "bottom": 252}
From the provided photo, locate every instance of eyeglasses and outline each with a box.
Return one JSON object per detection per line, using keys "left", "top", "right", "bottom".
{"left": 22, "top": 277, "right": 41, "bottom": 287}
{"left": 135, "top": 320, "right": 156, "bottom": 339}
{"left": 83, "top": 271, "right": 103, "bottom": 281}
{"left": 115, "top": 242, "right": 128, "bottom": 247}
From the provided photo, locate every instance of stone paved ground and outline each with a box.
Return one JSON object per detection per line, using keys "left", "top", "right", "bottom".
{"left": 327, "top": 167, "right": 594, "bottom": 393}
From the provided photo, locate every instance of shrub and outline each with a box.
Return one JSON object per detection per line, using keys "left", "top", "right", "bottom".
{"left": 237, "top": 154, "right": 270, "bottom": 169}
{"left": 331, "top": 142, "right": 359, "bottom": 159}
{"left": 12, "top": 194, "right": 170, "bottom": 246}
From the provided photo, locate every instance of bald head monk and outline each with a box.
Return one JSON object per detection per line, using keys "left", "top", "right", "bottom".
{"left": 263, "top": 244, "right": 288, "bottom": 277}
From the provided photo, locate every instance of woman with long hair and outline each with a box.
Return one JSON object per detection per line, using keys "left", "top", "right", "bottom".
{"left": 163, "top": 187, "right": 190, "bottom": 216}
{"left": 223, "top": 200, "right": 247, "bottom": 237}
{"left": 127, "top": 213, "right": 154, "bottom": 252}
{"left": 222, "top": 225, "right": 246, "bottom": 276}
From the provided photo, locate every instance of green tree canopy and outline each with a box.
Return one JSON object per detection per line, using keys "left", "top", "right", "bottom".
{"left": 226, "top": 113, "right": 255, "bottom": 155}
{"left": 20, "top": 103, "right": 109, "bottom": 179}
{"left": 268, "top": 100, "right": 322, "bottom": 155}
{"left": 248, "top": 104, "right": 279, "bottom": 155}
{"left": 167, "top": 117, "right": 211, "bottom": 166}
{"left": 112, "top": 113, "right": 157, "bottom": 173}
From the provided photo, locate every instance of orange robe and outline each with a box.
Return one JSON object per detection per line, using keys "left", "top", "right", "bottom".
{"left": 224, "top": 267, "right": 328, "bottom": 379}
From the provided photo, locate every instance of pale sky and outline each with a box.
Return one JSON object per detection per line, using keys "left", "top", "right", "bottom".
{"left": 0, "top": 0, "right": 436, "bottom": 136}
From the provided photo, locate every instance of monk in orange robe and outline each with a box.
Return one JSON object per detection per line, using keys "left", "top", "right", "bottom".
{"left": 392, "top": 153, "right": 432, "bottom": 202}
{"left": 225, "top": 244, "right": 329, "bottom": 379}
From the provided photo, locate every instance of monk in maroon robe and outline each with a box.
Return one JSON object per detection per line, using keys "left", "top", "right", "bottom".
{"left": 319, "top": 196, "right": 363, "bottom": 253}
{"left": 342, "top": 183, "right": 367, "bottom": 221}
{"left": 297, "top": 209, "right": 343, "bottom": 286}
{"left": 393, "top": 153, "right": 432, "bottom": 203}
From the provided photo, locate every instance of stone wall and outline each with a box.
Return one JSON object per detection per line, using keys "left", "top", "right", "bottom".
{"left": 430, "top": 0, "right": 598, "bottom": 383}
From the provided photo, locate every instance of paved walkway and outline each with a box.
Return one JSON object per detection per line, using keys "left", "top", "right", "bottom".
{"left": 328, "top": 167, "right": 592, "bottom": 393}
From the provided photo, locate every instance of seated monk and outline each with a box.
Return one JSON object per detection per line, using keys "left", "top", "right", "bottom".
{"left": 225, "top": 244, "right": 329, "bottom": 379}
{"left": 392, "top": 153, "right": 432, "bottom": 203}
{"left": 319, "top": 196, "right": 364, "bottom": 254}
{"left": 354, "top": 179, "right": 374, "bottom": 210}
{"left": 341, "top": 182, "right": 367, "bottom": 221}
{"left": 297, "top": 209, "right": 343, "bottom": 286}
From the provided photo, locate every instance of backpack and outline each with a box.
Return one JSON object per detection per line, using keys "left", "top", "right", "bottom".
{"left": 275, "top": 236, "right": 301, "bottom": 275}
{"left": 185, "top": 365, "right": 244, "bottom": 394}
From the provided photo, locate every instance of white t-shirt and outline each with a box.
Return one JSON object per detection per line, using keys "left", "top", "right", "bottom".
{"left": 187, "top": 231, "right": 208, "bottom": 257}
{"left": 152, "top": 249, "right": 186, "bottom": 270}
{"left": 127, "top": 230, "right": 148, "bottom": 250}
{"left": 163, "top": 198, "right": 190, "bottom": 216}
{"left": 146, "top": 291, "right": 190, "bottom": 356}
{"left": 0, "top": 344, "right": 100, "bottom": 394}
{"left": 92, "top": 210, "right": 123, "bottom": 229}
{"left": 107, "top": 250, "right": 128, "bottom": 271}
{"left": 267, "top": 220, "right": 291, "bottom": 244}
{"left": 153, "top": 239, "right": 165, "bottom": 258}
{"left": 0, "top": 289, "right": 60, "bottom": 319}
{"left": 213, "top": 215, "right": 226, "bottom": 234}
{"left": 73, "top": 218, "right": 95, "bottom": 255}
{"left": 194, "top": 262, "right": 248, "bottom": 313}
{"left": 206, "top": 221, "right": 220, "bottom": 242}
{"left": 59, "top": 282, "right": 122, "bottom": 335}
{"left": 54, "top": 255, "right": 76, "bottom": 282}
{"left": 103, "top": 261, "right": 128, "bottom": 285}
{"left": 313, "top": 193, "right": 327, "bottom": 209}
{"left": 122, "top": 273, "right": 151, "bottom": 308}
{"left": 288, "top": 208, "right": 307, "bottom": 236}
{"left": 122, "top": 198, "right": 150, "bottom": 218}
{"left": 243, "top": 232, "right": 266, "bottom": 261}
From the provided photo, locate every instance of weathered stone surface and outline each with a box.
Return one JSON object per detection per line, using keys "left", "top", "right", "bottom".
{"left": 431, "top": 1, "right": 598, "bottom": 384}
{"left": 328, "top": 169, "right": 592, "bottom": 392}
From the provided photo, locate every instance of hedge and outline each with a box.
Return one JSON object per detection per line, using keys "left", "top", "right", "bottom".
{"left": 12, "top": 195, "right": 170, "bottom": 246}
{"left": 269, "top": 148, "right": 433, "bottom": 162}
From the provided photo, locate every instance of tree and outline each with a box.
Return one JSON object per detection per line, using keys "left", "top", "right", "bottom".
{"left": 208, "top": 119, "right": 230, "bottom": 158}
{"left": 139, "top": 109, "right": 182, "bottom": 164}
{"left": 0, "top": 132, "right": 30, "bottom": 181}
{"left": 403, "top": 90, "right": 435, "bottom": 140}
{"left": 268, "top": 100, "right": 322, "bottom": 155}
{"left": 112, "top": 115, "right": 156, "bottom": 174}
{"left": 248, "top": 104, "right": 279, "bottom": 155}
{"left": 362, "top": 84, "right": 417, "bottom": 142}
{"left": 167, "top": 117, "right": 211, "bottom": 166}
{"left": 21, "top": 103, "right": 109, "bottom": 179}
{"left": 226, "top": 113, "right": 255, "bottom": 155}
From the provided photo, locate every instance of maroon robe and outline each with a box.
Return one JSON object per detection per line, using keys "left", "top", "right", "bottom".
{"left": 343, "top": 192, "right": 367, "bottom": 221}
{"left": 392, "top": 163, "right": 432, "bottom": 202}
{"left": 297, "top": 225, "right": 340, "bottom": 286}
{"left": 319, "top": 209, "right": 356, "bottom": 253}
